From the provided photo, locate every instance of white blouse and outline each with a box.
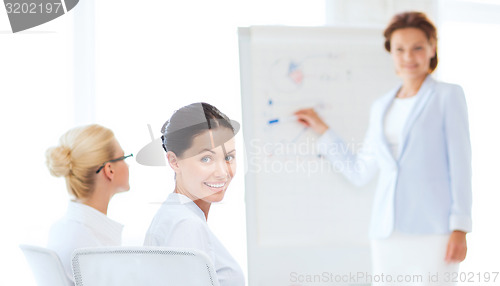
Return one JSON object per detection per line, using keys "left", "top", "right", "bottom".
{"left": 144, "top": 193, "right": 245, "bottom": 286}
{"left": 384, "top": 96, "right": 418, "bottom": 158}
{"left": 47, "top": 201, "right": 123, "bottom": 279}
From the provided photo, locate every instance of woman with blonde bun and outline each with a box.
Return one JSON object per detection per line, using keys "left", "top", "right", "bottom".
{"left": 46, "top": 124, "right": 132, "bottom": 279}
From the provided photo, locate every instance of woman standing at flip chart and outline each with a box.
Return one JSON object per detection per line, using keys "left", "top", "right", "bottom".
{"left": 295, "top": 12, "right": 471, "bottom": 285}
{"left": 144, "top": 102, "right": 245, "bottom": 286}
{"left": 46, "top": 124, "right": 131, "bottom": 280}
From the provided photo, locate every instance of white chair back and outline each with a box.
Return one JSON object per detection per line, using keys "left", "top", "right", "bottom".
{"left": 19, "top": 244, "right": 73, "bottom": 286}
{"left": 71, "top": 246, "right": 220, "bottom": 286}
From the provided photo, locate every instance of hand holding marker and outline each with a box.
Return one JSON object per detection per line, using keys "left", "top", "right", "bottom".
{"left": 268, "top": 105, "right": 329, "bottom": 136}
{"left": 294, "top": 108, "right": 329, "bottom": 135}
{"left": 267, "top": 114, "right": 312, "bottom": 127}
{"left": 267, "top": 108, "right": 329, "bottom": 147}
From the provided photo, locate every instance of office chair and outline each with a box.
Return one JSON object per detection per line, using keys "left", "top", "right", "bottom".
{"left": 19, "top": 244, "right": 73, "bottom": 286}
{"left": 71, "top": 246, "right": 220, "bottom": 286}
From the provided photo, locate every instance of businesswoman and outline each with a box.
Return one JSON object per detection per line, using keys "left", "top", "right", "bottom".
{"left": 46, "top": 124, "right": 131, "bottom": 279}
{"left": 295, "top": 12, "right": 471, "bottom": 285}
{"left": 144, "top": 102, "right": 245, "bottom": 286}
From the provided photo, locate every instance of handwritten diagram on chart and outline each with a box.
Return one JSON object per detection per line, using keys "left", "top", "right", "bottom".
{"left": 269, "top": 53, "right": 350, "bottom": 93}
{"left": 248, "top": 46, "right": 379, "bottom": 248}
{"left": 240, "top": 26, "right": 401, "bottom": 285}
{"left": 243, "top": 26, "right": 400, "bottom": 247}
{"left": 256, "top": 51, "right": 365, "bottom": 161}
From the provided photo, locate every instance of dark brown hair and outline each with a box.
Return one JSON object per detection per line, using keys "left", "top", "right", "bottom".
{"left": 384, "top": 11, "right": 438, "bottom": 72}
{"left": 160, "top": 102, "right": 235, "bottom": 158}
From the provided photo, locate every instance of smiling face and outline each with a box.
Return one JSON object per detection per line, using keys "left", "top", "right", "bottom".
{"left": 169, "top": 127, "right": 236, "bottom": 205}
{"left": 390, "top": 27, "right": 436, "bottom": 81}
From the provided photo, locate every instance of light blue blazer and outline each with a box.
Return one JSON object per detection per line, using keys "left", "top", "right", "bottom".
{"left": 317, "top": 75, "right": 472, "bottom": 239}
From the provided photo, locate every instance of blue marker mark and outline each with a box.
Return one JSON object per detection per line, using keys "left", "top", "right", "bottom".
{"left": 267, "top": 115, "right": 297, "bottom": 125}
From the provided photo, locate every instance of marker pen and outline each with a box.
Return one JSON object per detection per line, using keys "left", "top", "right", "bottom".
{"left": 268, "top": 115, "right": 297, "bottom": 125}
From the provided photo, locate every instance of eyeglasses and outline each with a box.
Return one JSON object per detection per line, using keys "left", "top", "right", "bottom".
{"left": 96, "top": 154, "right": 133, "bottom": 174}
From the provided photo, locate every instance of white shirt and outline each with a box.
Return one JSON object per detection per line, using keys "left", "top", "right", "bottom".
{"left": 384, "top": 96, "right": 418, "bottom": 158}
{"left": 144, "top": 193, "right": 245, "bottom": 286}
{"left": 47, "top": 201, "right": 123, "bottom": 279}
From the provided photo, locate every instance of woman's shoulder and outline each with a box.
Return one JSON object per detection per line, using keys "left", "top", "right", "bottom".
{"left": 145, "top": 203, "right": 211, "bottom": 249}
{"left": 433, "top": 79, "right": 463, "bottom": 93}
{"left": 48, "top": 218, "right": 101, "bottom": 248}
{"left": 49, "top": 202, "right": 123, "bottom": 247}
{"left": 150, "top": 202, "right": 207, "bottom": 232}
{"left": 428, "top": 79, "right": 466, "bottom": 111}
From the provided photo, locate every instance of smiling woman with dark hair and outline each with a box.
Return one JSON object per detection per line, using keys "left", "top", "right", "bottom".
{"left": 144, "top": 102, "right": 245, "bottom": 286}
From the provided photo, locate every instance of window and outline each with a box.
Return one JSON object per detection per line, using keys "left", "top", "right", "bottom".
{"left": 0, "top": 11, "right": 76, "bottom": 286}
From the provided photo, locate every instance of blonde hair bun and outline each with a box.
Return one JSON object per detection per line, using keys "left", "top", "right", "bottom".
{"left": 46, "top": 124, "right": 116, "bottom": 199}
{"left": 46, "top": 145, "right": 73, "bottom": 177}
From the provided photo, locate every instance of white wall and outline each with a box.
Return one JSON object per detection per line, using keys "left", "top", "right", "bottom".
{"left": 326, "top": 0, "right": 437, "bottom": 27}
{"left": 438, "top": 0, "right": 500, "bottom": 281}
{"left": 0, "top": 11, "right": 76, "bottom": 286}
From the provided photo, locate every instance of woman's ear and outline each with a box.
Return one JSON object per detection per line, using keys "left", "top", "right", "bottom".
{"left": 167, "top": 151, "right": 181, "bottom": 173}
{"left": 102, "top": 163, "right": 114, "bottom": 181}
